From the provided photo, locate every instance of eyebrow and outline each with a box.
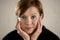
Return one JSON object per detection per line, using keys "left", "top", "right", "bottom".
{"left": 31, "top": 13, "right": 37, "bottom": 15}
{"left": 20, "top": 15, "right": 26, "bottom": 17}
{"left": 20, "top": 13, "right": 37, "bottom": 17}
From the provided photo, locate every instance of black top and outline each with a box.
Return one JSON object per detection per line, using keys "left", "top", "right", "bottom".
{"left": 2, "top": 26, "right": 60, "bottom": 40}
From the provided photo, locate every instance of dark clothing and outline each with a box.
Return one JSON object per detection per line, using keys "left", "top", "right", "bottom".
{"left": 2, "top": 26, "right": 60, "bottom": 40}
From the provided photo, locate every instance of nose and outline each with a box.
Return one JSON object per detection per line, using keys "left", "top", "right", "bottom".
{"left": 26, "top": 17, "right": 32, "bottom": 25}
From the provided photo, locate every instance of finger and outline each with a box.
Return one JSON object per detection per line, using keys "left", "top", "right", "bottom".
{"left": 37, "top": 17, "right": 43, "bottom": 33}
{"left": 15, "top": 21, "right": 19, "bottom": 30}
{"left": 39, "top": 17, "right": 43, "bottom": 30}
{"left": 16, "top": 20, "right": 25, "bottom": 36}
{"left": 15, "top": 17, "right": 20, "bottom": 28}
{"left": 16, "top": 21, "right": 20, "bottom": 32}
{"left": 15, "top": 18, "right": 21, "bottom": 33}
{"left": 31, "top": 17, "right": 42, "bottom": 38}
{"left": 16, "top": 17, "right": 22, "bottom": 30}
{"left": 18, "top": 17, "right": 21, "bottom": 21}
{"left": 36, "top": 17, "right": 41, "bottom": 31}
{"left": 16, "top": 19, "right": 28, "bottom": 36}
{"left": 15, "top": 18, "right": 30, "bottom": 39}
{"left": 17, "top": 22, "right": 29, "bottom": 39}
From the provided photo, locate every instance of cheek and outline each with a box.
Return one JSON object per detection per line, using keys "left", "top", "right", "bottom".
{"left": 33, "top": 16, "right": 39, "bottom": 26}
{"left": 20, "top": 21, "right": 25, "bottom": 29}
{"left": 33, "top": 19, "right": 38, "bottom": 27}
{"left": 20, "top": 22, "right": 26, "bottom": 31}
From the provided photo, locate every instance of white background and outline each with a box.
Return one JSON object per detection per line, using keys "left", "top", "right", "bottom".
{"left": 0, "top": 0, "right": 60, "bottom": 40}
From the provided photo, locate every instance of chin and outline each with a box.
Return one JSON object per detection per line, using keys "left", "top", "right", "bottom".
{"left": 24, "top": 29, "right": 34, "bottom": 35}
{"left": 25, "top": 30, "right": 33, "bottom": 35}
{"left": 27, "top": 27, "right": 37, "bottom": 35}
{"left": 27, "top": 31, "right": 33, "bottom": 35}
{"left": 26, "top": 29, "right": 36, "bottom": 35}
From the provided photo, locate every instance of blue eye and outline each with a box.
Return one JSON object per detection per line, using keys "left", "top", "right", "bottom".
{"left": 31, "top": 15, "right": 36, "bottom": 19}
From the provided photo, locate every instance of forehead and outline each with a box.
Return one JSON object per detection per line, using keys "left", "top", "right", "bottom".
{"left": 22, "top": 6, "right": 39, "bottom": 15}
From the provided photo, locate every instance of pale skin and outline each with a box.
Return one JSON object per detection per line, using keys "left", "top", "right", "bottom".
{"left": 16, "top": 6, "right": 43, "bottom": 40}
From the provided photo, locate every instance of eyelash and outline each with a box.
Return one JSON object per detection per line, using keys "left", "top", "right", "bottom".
{"left": 21, "top": 15, "right": 36, "bottom": 20}
{"left": 21, "top": 16, "right": 26, "bottom": 20}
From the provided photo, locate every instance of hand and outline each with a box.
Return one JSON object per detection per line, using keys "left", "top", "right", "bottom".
{"left": 16, "top": 18, "right": 30, "bottom": 40}
{"left": 31, "top": 17, "right": 43, "bottom": 40}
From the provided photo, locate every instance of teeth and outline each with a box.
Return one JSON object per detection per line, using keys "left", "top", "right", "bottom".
{"left": 18, "top": 17, "right": 21, "bottom": 21}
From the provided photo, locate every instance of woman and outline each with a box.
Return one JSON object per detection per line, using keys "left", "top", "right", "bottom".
{"left": 3, "top": 0, "right": 60, "bottom": 40}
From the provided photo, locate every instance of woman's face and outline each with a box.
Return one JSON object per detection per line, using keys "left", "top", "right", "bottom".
{"left": 20, "top": 6, "right": 41, "bottom": 34}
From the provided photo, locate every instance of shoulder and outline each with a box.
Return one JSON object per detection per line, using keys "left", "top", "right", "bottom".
{"left": 2, "top": 30, "right": 23, "bottom": 40}
{"left": 38, "top": 25, "right": 60, "bottom": 40}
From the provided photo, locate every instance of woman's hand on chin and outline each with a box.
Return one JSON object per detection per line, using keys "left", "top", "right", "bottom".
{"left": 16, "top": 20, "right": 30, "bottom": 40}
{"left": 16, "top": 17, "right": 42, "bottom": 40}
{"left": 31, "top": 18, "right": 42, "bottom": 40}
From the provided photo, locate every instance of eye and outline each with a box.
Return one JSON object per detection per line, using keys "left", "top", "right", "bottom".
{"left": 20, "top": 15, "right": 26, "bottom": 20}
{"left": 31, "top": 15, "right": 36, "bottom": 19}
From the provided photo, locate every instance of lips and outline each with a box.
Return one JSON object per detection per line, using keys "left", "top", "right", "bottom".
{"left": 25, "top": 27, "right": 33, "bottom": 30}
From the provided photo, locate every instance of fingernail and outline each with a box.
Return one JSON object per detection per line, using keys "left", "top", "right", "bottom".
{"left": 17, "top": 30, "right": 20, "bottom": 34}
{"left": 18, "top": 17, "right": 21, "bottom": 21}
